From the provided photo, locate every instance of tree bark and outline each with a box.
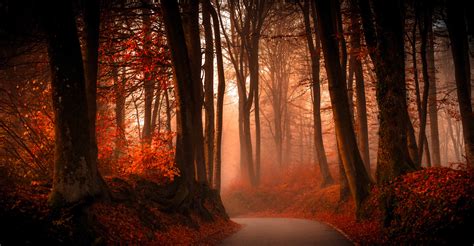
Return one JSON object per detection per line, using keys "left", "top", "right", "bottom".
{"left": 427, "top": 13, "right": 441, "bottom": 167}
{"left": 410, "top": 15, "right": 423, "bottom": 167}
{"left": 43, "top": 0, "right": 106, "bottom": 206}
{"left": 446, "top": 1, "right": 474, "bottom": 165}
{"left": 202, "top": 0, "right": 215, "bottom": 185}
{"left": 83, "top": 0, "right": 100, "bottom": 164}
{"left": 349, "top": 0, "right": 371, "bottom": 172}
{"left": 182, "top": 1, "right": 207, "bottom": 182}
{"left": 300, "top": 0, "right": 333, "bottom": 186}
{"left": 359, "top": 0, "right": 417, "bottom": 183}
{"left": 113, "top": 64, "right": 126, "bottom": 161}
{"left": 161, "top": 0, "right": 197, "bottom": 207}
{"left": 209, "top": 2, "right": 225, "bottom": 192}
{"left": 417, "top": 1, "right": 431, "bottom": 165}
{"left": 142, "top": 4, "right": 154, "bottom": 144}
{"left": 314, "top": 0, "right": 372, "bottom": 213}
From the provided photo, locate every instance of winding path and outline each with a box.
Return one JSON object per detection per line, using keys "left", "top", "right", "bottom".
{"left": 221, "top": 218, "right": 353, "bottom": 246}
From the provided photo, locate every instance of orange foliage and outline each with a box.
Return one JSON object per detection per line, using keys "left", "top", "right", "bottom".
{"left": 124, "top": 132, "right": 179, "bottom": 181}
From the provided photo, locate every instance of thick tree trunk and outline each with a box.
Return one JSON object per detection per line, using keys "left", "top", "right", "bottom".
{"left": 43, "top": 0, "right": 105, "bottom": 206}
{"left": 338, "top": 142, "right": 351, "bottom": 202}
{"left": 161, "top": 0, "right": 197, "bottom": 207}
{"left": 315, "top": 0, "right": 372, "bottom": 213}
{"left": 182, "top": 1, "right": 207, "bottom": 182}
{"left": 209, "top": 2, "right": 225, "bottom": 192}
{"left": 202, "top": 1, "right": 215, "bottom": 185}
{"left": 300, "top": 0, "right": 333, "bottom": 186}
{"left": 360, "top": 0, "right": 417, "bottom": 183}
{"left": 446, "top": 1, "right": 474, "bottom": 165}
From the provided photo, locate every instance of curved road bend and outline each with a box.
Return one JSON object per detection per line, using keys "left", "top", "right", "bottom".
{"left": 221, "top": 218, "right": 353, "bottom": 246}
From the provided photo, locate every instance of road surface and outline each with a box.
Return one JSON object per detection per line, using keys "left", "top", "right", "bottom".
{"left": 221, "top": 218, "right": 353, "bottom": 246}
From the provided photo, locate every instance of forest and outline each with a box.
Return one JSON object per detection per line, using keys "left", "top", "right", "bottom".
{"left": 0, "top": 0, "right": 473, "bottom": 245}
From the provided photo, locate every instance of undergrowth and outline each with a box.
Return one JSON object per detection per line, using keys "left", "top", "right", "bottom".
{"left": 222, "top": 164, "right": 474, "bottom": 245}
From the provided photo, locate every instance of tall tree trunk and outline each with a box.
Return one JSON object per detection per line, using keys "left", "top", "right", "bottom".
{"left": 427, "top": 14, "right": 441, "bottom": 167}
{"left": 349, "top": 0, "right": 371, "bottom": 172}
{"left": 247, "top": 33, "right": 261, "bottom": 186}
{"left": 446, "top": 1, "right": 474, "bottom": 165}
{"left": 209, "top": 2, "right": 225, "bottom": 191}
{"left": 182, "top": 1, "right": 207, "bottom": 182}
{"left": 43, "top": 0, "right": 106, "bottom": 206}
{"left": 417, "top": 1, "right": 431, "bottom": 164}
{"left": 113, "top": 64, "right": 126, "bottom": 160}
{"left": 359, "top": 0, "right": 417, "bottom": 184}
{"left": 314, "top": 0, "right": 372, "bottom": 214}
{"left": 410, "top": 16, "right": 423, "bottom": 168}
{"left": 254, "top": 74, "right": 261, "bottom": 185}
{"left": 161, "top": 0, "right": 198, "bottom": 207}
{"left": 202, "top": 1, "right": 215, "bottom": 185}
{"left": 142, "top": 4, "right": 154, "bottom": 144}
{"left": 300, "top": 0, "right": 333, "bottom": 186}
{"left": 83, "top": 0, "right": 100, "bottom": 165}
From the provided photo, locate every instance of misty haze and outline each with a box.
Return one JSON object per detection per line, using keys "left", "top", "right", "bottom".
{"left": 0, "top": 0, "right": 473, "bottom": 245}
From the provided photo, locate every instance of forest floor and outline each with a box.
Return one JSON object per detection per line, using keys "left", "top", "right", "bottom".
{"left": 0, "top": 174, "right": 239, "bottom": 245}
{"left": 222, "top": 164, "right": 474, "bottom": 245}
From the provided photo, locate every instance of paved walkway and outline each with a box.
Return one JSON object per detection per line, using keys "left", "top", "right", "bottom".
{"left": 221, "top": 218, "right": 353, "bottom": 246}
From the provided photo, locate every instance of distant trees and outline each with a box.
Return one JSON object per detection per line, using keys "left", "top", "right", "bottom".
{"left": 0, "top": 0, "right": 471, "bottom": 218}
{"left": 221, "top": 0, "right": 271, "bottom": 186}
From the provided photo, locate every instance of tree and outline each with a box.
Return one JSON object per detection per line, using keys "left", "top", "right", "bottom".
{"left": 359, "top": 0, "right": 417, "bottom": 183}
{"left": 202, "top": 0, "right": 215, "bottom": 185}
{"left": 181, "top": 0, "right": 207, "bottom": 182}
{"left": 426, "top": 3, "right": 441, "bottom": 167}
{"left": 141, "top": 2, "right": 154, "bottom": 144}
{"left": 220, "top": 0, "right": 270, "bottom": 186}
{"left": 260, "top": 3, "right": 295, "bottom": 170}
{"left": 416, "top": 0, "right": 432, "bottom": 166}
{"left": 43, "top": 0, "right": 107, "bottom": 206}
{"left": 446, "top": 0, "right": 474, "bottom": 165}
{"left": 160, "top": 0, "right": 198, "bottom": 206}
{"left": 83, "top": 0, "right": 101, "bottom": 164}
{"left": 299, "top": 0, "right": 333, "bottom": 186}
{"left": 348, "top": 0, "right": 370, "bottom": 172}
{"left": 314, "top": 0, "right": 372, "bottom": 213}
{"left": 207, "top": 0, "right": 226, "bottom": 192}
